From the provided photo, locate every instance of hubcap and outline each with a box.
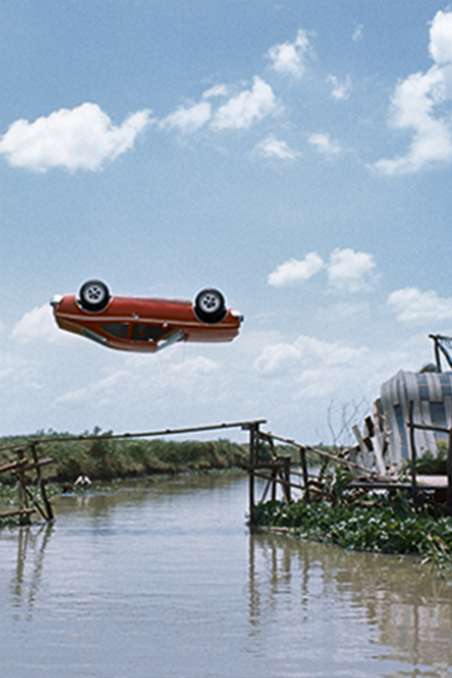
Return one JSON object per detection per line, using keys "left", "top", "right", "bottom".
{"left": 200, "top": 293, "right": 220, "bottom": 313}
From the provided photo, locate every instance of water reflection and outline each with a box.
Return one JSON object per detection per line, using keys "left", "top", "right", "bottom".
{"left": 249, "top": 530, "right": 452, "bottom": 677}
{"left": 10, "top": 523, "right": 54, "bottom": 619}
{"left": 1, "top": 477, "right": 452, "bottom": 678}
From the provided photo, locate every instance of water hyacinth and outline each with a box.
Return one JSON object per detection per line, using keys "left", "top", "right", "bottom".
{"left": 253, "top": 497, "right": 452, "bottom": 568}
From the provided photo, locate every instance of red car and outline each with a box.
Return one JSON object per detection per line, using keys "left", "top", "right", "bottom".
{"left": 51, "top": 280, "right": 243, "bottom": 352}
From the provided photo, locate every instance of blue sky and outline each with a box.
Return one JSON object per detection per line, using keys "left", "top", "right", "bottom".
{"left": 1, "top": 1, "right": 452, "bottom": 443}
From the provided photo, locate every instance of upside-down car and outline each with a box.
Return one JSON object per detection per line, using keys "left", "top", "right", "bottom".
{"left": 51, "top": 280, "right": 243, "bottom": 352}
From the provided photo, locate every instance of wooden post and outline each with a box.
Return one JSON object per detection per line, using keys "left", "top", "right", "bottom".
{"left": 408, "top": 400, "right": 418, "bottom": 509}
{"left": 447, "top": 426, "right": 452, "bottom": 516}
{"left": 281, "top": 456, "right": 291, "bottom": 504}
{"left": 30, "top": 444, "right": 54, "bottom": 521}
{"left": 16, "top": 447, "right": 31, "bottom": 526}
{"left": 300, "top": 446, "right": 310, "bottom": 503}
{"left": 271, "top": 466, "right": 277, "bottom": 501}
{"left": 434, "top": 336, "right": 441, "bottom": 372}
{"left": 248, "top": 422, "right": 260, "bottom": 526}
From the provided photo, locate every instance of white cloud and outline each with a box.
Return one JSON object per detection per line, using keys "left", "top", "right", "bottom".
{"left": 162, "top": 78, "right": 278, "bottom": 136}
{"left": 308, "top": 132, "right": 341, "bottom": 156}
{"left": 268, "top": 28, "right": 312, "bottom": 78}
{"left": 268, "top": 248, "right": 377, "bottom": 292}
{"left": 327, "top": 248, "right": 377, "bottom": 292}
{"left": 0, "top": 103, "right": 152, "bottom": 172}
{"left": 373, "top": 10, "right": 452, "bottom": 175}
{"left": 253, "top": 343, "right": 303, "bottom": 374}
{"left": 54, "top": 354, "right": 220, "bottom": 410}
{"left": 161, "top": 100, "right": 212, "bottom": 133}
{"left": 388, "top": 287, "right": 452, "bottom": 323}
{"left": 327, "top": 74, "right": 352, "bottom": 101}
{"left": 211, "top": 77, "right": 278, "bottom": 131}
{"left": 429, "top": 10, "right": 452, "bottom": 65}
{"left": 54, "top": 370, "right": 131, "bottom": 406}
{"left": 352, "top": 24, "right": 363, "bottom": 43}
{"left": 11, "top": 304, "right": 67, "bottom": 344}
{"left": 202, "top": 84, "right": 230, "bottom": 99}
{"left": 254, "top": 334, "right": 369, "bottom": 401}
{"left": 268, "top": 252, "right": 324, "bottom": 287}
{"left": 168, "top": 355, "right": 218, "bottom": 378}
{"left": 254, "top": 135, "right": 298, "bottom": 160}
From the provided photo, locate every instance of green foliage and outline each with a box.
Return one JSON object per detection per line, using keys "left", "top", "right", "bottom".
{"left": 419, "top": 363, "right": 439, "bottom": 373}
{"left": 401, "top": 442, "right": 448, "bottom": 476}
{"left": 0, "top": 433, "right": 248, "bottom": 484}
{"left": 254, "top": 494, "right": 452, "bottom": 566}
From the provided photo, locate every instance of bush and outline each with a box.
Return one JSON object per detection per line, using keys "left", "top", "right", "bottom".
{"left": 254, "top": 495, "right": 452, "bottom": 566}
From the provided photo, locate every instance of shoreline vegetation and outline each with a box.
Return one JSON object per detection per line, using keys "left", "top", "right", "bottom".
{"left": 1, "top": 431, "right": 452, "bottom": 568}
{"left": 0, "top": 431, "right": 252, "bottom": 485}
{"left": 253, "top": 497, "right": 452, "bottom": 570}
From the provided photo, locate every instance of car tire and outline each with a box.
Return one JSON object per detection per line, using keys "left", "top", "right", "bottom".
{"left": 78, "top": 280, "right": 111, "bottom": 312}
{"left": 194, "top": 289, "right": 227, "bottom": 324}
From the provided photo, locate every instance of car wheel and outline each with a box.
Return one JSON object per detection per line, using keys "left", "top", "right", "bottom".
{"left": 78, "top": 280, "right": 110, "bottom": 312}
{"left": 194, "top": 289, "right": 227, "bottom": 324}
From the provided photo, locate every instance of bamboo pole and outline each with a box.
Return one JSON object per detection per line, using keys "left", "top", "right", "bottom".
{"left": 408, "top": 400, "right": 418, "bottom": 509}
{"left": 0, "top": 508, "right": 35, "bottom": 519}
{"left": 299, "top": 446, "right": 310, "bottom": 503}
{"left": 0, "top": 419, "right": 268, "bottom": 453}
{"left": 282, "top": 457, "right": 291, "bottom": 504}
{"left": 16, "top": 448, "right": 31, "bottom": 526}
{"left": 447, "top": 426, "right": 452, "bottom": 516}
{"left": 248, "top": 424, "right": 256, "bottom": 525}
{"left": 262, "top": 431, "right": 375, "bottom": 476}
{"left": 0, "top": 458, "right": 27, "bottom": 474}
{"left": 30, "top": 444, "right": 54, "bottom": 521}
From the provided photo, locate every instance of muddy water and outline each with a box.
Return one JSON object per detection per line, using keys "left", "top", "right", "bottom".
{"left": 1, "top": 474, "right": 451, "bottom": 678}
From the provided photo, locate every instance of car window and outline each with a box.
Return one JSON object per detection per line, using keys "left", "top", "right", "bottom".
{"left": 101, "top": 323, "right": 129, "bottom": 339}
{"left": 131, "top": 324, "right": 172, "bottom": 342}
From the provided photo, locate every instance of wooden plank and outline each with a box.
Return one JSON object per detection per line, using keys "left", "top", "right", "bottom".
{"left": 0, "top": 458, "right": 27, "bottom": 474}
{"left": 11, "top": 457, "right": 53, "bottom": 474}
{"left": 253, "top": 471, "right": 305, "bottom": 493}
{"left": 0, "top": 507, "right": 35, "bottom": 518}
{"left": 264, "top": 431, "right": 374, "bottom": 476}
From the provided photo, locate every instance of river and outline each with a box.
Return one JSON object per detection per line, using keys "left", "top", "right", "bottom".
{"left": 1, "top": 473, "right": 451, "bottom": 678}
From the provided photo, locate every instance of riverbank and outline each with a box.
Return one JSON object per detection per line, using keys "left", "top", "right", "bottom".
{"left": 0, "top": 432, "right": 251, "bottom": 485}
{"left": 253, "top": 495, "right": 452, "bottom": 568}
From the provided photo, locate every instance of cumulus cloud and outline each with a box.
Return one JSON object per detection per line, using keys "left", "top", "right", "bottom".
{"left": 268, "top": 248, "right": 377, "bottom": 292}
{"left": 161, "top": 78, "right": 278, "bottom": 136}
{"left": 10, "top": 304, "right": 67, "bottom": 344}
{"left": 268, "top": 28, "right": 312, "bottom": 78}
{"left": 327, "top": 74, "right": 352, "bottom": 101}
{"left": 202, "top": 84, "right": 230, "bottom": 100}
{"left": 268, "top": 252, "right": 324, "bottom": 287}
{"left": 308, "top": 132, "right": 341, "bottom": 156}
{"left": 388, "top": 287, "right": 452, "bottom": 323}
{"left": 254, "top": 134, "right": 298, "bottom": 160}
{"left": 161, "top": 101, "right": 212, "bottom": 133}
{"left": 429, "top": 10, "right": 452, "bottom": 64}
{"left": 54, "top": 354, "right": 219, "bottom": 409}
{"left": 54, "top": 370, "right": 131, "bottom": 406}
{"left": 327, "top": 248, "right": 378, "bottom": 292}
{"left": 0, "top": 103, "right": 152, "bottom": 172}
{"left": 373, "top": 10, "right": 452, "bottom": 175}
{"left": 254, "top": 335, "right": 368, "bottom": 376}
{"left": 211, "top": 77, "right": 278, "bottom": 131}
